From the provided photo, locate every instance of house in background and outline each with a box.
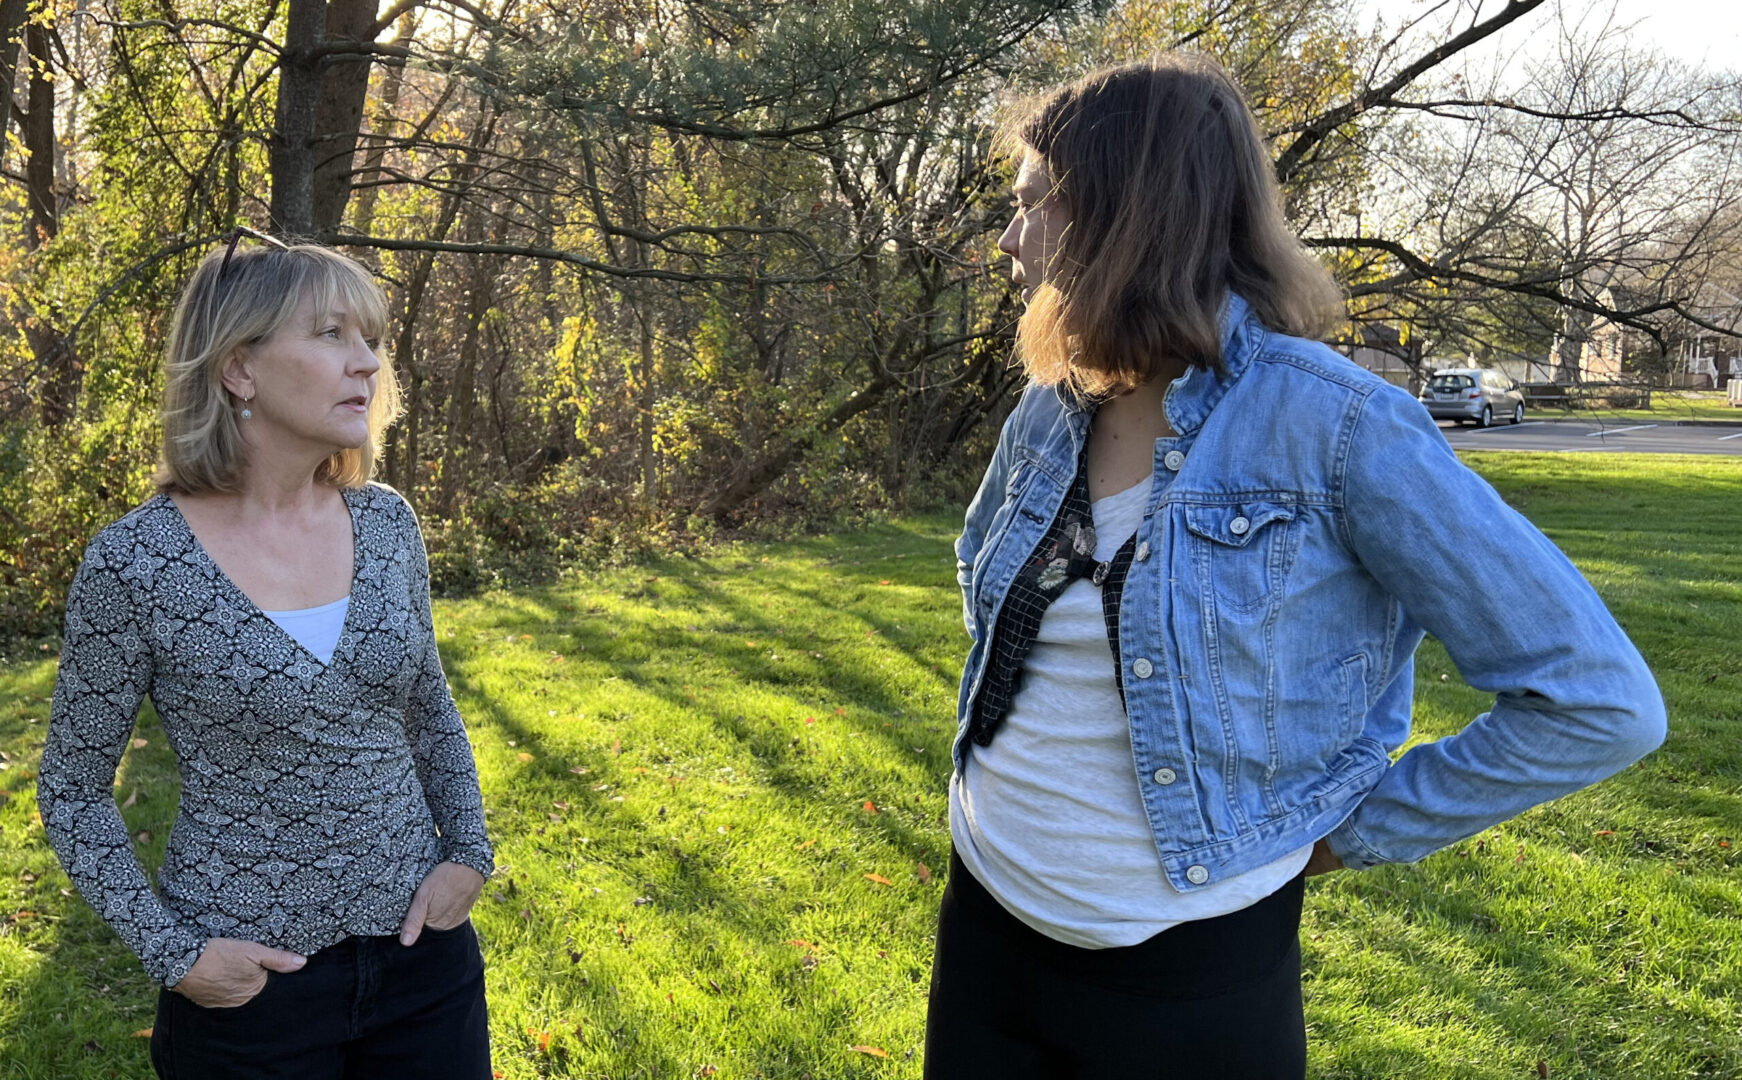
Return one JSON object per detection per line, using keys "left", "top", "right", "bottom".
{"left": 1550, "top": 286, "right": 1626, "bottom": 384}
{"left": 1334, "top": 322, "right": 1418, "bottom": 390}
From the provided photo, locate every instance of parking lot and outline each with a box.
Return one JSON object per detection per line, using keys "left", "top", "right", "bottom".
{"left": 1438, "top": 417, "right": 1742, "bottom": 455}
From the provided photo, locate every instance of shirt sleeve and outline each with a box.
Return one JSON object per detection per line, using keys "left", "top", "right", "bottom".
{"left": 398, "top": 502, "right": 495, "bottom": 879}
{"left": 38, "top": 539, "right": 210, "bottom": 987}
{"left": 1324, "top": 384, "right": 1667, "bottom": 868}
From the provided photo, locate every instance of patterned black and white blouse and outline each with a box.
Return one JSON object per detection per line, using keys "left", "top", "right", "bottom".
{"left": 39, "top": 484, "right": 494, "bottom": 988}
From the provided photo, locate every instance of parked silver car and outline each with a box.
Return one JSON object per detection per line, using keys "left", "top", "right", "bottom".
{"left": 1418, "top": 368, "right": 1526, "bottom": 427}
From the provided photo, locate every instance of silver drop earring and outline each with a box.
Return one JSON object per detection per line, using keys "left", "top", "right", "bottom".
{"left": 240, "top": 394, "right": 253, "bottom": 420}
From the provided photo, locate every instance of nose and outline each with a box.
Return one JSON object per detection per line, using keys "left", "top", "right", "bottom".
{"left": 349, "top": 334, "right": 381, "bottom": 377}
{"left": 997, "top": 214, "right": 1021, "bottom": 260}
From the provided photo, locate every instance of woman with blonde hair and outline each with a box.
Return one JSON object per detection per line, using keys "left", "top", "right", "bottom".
{"left": 929, "top": 55, "right": 1664, "bottom": 1077}
{"left": 39, "top": 232, "right": 495, "bottom": 1078}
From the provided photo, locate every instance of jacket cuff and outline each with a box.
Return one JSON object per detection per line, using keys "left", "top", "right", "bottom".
{"left": 1324, "top": 814, "right": 1389, "bottom": 871}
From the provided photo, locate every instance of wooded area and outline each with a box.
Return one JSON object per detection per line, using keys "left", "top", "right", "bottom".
{"left": 4, "top": 0, "right": 1739, "bottom": 637}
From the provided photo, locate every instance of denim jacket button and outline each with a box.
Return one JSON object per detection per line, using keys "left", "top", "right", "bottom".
{"left": 1132, "top": 658, "right": 1154, "bottom": 679}
{"left": 1152, "top": 767, "right": 1177, "bottom": 785}
{"left": 1229, "top": 515, "right": 1251, "bottom": 535}
{"left": 1135, "top": 540, "right": 1150, "bottom": 561}
{"left": 1163, "top": 450, "right": 1185, "bottom": 471}
{"left": 1185, "top": 865, "right": 1210, "bottom": 885}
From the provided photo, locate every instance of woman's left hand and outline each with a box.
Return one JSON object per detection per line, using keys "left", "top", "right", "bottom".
{"left": 399, "top": 862, "right": 486, "bottom": 945}
{"left": 1303, "top": 838, "right": 1345, "bottom": 877}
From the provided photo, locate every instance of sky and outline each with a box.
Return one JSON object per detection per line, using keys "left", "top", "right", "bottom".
{"left": 1358, "top": 0, "right": 1742, "bottom": 72}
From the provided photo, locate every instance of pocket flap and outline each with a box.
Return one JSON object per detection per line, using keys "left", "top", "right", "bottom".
{"left": 1182, "top": 501, "right": 1296, "bottom": 548}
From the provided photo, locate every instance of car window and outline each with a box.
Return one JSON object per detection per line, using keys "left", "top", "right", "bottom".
{"left": 1429, "top": 375, "right": 1474, "bottom": 391}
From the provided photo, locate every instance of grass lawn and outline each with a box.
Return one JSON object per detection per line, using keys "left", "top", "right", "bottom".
{"left": 1539, "top": 390, "right": 1742, "bottom": 424}
{"left": 2, "top": 451, "right": 1739, "bottom": 1078}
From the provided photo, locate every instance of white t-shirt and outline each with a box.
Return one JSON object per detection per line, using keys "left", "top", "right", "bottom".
{"left": 951, "top": 473, "right": 1311, "bottom": 948}
{"left": 261, "top": 595, "right": 349, "bottom": 665}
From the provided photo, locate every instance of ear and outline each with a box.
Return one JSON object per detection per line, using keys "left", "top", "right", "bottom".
{"left": 218, "top": 347, "right": 255, "bottom": 403}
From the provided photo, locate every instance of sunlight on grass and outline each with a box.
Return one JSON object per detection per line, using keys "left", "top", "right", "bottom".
{"left": 2, "top": 463, "right": 1739, "bottom": 1078}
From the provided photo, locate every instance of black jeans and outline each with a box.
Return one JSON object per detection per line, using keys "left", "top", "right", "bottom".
{"left": 150, "top": 920, "right": 490, "bottom": 1079}
{"left": 924, "top": 851, "right": 1307, "bottom": 1079}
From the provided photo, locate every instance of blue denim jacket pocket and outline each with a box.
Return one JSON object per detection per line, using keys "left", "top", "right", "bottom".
{"left": 1181, "top": 500, "right": 1301, "bottom": 615}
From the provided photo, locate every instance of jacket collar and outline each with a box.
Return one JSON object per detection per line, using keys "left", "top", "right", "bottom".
{"left": 1052, "top": 292, "right": 1262, "bottom": 437}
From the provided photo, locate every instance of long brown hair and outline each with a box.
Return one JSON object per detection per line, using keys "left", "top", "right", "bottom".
{"left": 1007, "top": 54, "right": 1344, "bottom": 395}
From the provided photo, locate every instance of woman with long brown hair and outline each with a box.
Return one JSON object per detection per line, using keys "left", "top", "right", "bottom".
{"left": 929, "top": 55, "right": 1663, "bottom": 1077}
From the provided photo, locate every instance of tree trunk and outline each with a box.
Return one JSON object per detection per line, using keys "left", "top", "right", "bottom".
{"left": 635, "top": 300, "right": 656, "bottom": 503}
{"left": 271, "top": 0, "right": 326, "bottom": 237}
{"left": 348, "top": 10, "right": 414, "bottom": 238}
{"left": 383, "top": 103, "right": 492, "bottom": 499}
{"left": 0, "top": 0, "right": 28, "bottom": 174}
{"left": 441, "top": 211, "right": 494, "bottom": 507}
{"left": 311, "top": 0, "right": 380, "bottom": 232}
{"left": 24, "top": 20, "right": 76, "bottom": 427}
{"left": 23, "top": 23, "right": 53, "bottom": 248}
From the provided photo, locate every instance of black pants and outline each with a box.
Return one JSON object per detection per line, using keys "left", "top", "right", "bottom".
{"left": 150, "top": 920, "right": 490, "bottom": 1080}
{"left": 924, "top": 851, "right": 1306, "bottom": 1080}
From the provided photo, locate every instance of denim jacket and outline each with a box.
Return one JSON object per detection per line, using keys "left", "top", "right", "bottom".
{"left": 953, "top": 294, "right": 1666, "bottom": 892}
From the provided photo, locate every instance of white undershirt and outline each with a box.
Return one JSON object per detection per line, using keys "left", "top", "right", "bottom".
{"left": 261, "top": 595, "right": 349, "bottom": 665}
{"left": 951, "top": 473, "right": 1311, "bottom": 948}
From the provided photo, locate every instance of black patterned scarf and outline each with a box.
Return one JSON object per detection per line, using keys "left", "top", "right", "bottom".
{"left": 965, "top": 451, "right": 1142, "bottom": 747}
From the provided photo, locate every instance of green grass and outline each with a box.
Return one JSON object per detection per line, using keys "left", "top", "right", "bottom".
{"left": 2, "top": 452, "right": 1739, "bottom": 1078}
{"left": 1540, "top": 390, "right": 1742, "bottom": 424}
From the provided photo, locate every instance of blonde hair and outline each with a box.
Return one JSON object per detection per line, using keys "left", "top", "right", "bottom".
{"left": 155, "top": 242, "right": 401, "bottom": 493}
{"left": 1005, "top": 54, "right": 1346, "bottom": 395}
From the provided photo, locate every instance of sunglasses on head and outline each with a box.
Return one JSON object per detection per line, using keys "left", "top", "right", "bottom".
{"left": 216, "top": 225, "right": 291, "bottom": 283}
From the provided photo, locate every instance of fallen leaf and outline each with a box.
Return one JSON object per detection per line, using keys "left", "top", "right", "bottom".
{"left": 612, "top": 740, "right": 622, "bottom": 756}
{"left": 121, "top": 789, "right": 138, "bottom": 810}
{"left": 131, "top": 738, "right": 149, "bottom": 750}
{"left": 11, "top": 910, "right": 36, "bottom": 921}
{"left": 804, "top": 716, "right": 817, "bottom": 725}
{"left": 569, "top": 766, "right": 591, "bottom": 775}
{"left": 1514, "top": 845, "right": 1527, "bottom": 863}
{"left": 851, "top": 1045, "right": 889, "bottom": 1058}
{"left": 796, "top": 839, "right": 816, "bottom": 850}
{"left": 135, "top": 831, "right": 152, "bottom": 845}
{"left": 916, "top": 862, "right": 933, "bottom": 884}
{"left": 1593, "top": 830, "right": 1615, "bottom": 837}
{"left": 1537, "top": 1061, "right": 1549, "bottom": 1079}
{"left": 1720, "top": 840, "right": 1732, "bottom": 849}
{"left": 862, "top": 800, "right": 879, "bottom": 814}
{"left": 787, "top": 939, "right": 817, "bottom": 951}
{"left": 517, "top": 752, "right": 535, "bottom": 763}
{"left": 699, "top": 1067, "right": 718, "bottom": 1077}
{"left": 131, "top": 1028, "right": 152, "bottom": 1038}
{"left": 864, "top": 873, "right": 893, "bottom": 886}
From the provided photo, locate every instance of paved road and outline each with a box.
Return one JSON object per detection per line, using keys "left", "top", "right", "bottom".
{"left": 1438, "top": 417, "right": 1742, "bottom": 456}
